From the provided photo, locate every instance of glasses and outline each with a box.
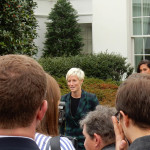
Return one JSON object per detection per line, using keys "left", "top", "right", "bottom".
{"left": 115, "top": 111, "right": 120, "bottom": 122}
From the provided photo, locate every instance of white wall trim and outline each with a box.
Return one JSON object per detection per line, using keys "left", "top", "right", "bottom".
{"left": 131, "top": 35, "right": 150, "bottom": 37}
{"left": 35, "top": 13, "right": 92, "bottom": 18}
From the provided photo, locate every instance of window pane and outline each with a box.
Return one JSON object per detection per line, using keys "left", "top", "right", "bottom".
{"left": 135, "top": 55, "right": 143, "bottom": 70}
{"left": 133, "top": 0, "right": 141, "bottom": 17}
{"left": 143, "top": 0, "right": 150, "bottom": 16}
{"left": 145, "top": 56, "right": 150, "bottom": 60}
{"left": 134, "top": 37, "right": 143, "bottom": 54}
{"left": 143, "top": 17, "right": 150, "bottom": 35}
{"left": 144, "top": 37, "right": 150, "bottom": 54}
{"left": 133, "top": 18, "right": 142, "bottom": 35}
{"left": 80, "top": 23, "right": 92, "bottom": 54}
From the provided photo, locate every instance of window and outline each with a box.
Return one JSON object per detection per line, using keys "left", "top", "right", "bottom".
{"left": 80, "top": 23, "right": 92, "bottom": 54}
{"left": 132, "top": 0, "right": 150, "bottom": 69}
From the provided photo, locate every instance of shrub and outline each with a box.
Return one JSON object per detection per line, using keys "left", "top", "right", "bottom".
{"left": 56, "top": 77, "right": 119, "bottom": 106}
{"left": 0, "top": 0, "right": 38, "bottom": 56}
{"left": 39, "top": 52, "right": 133, "bottom": 81}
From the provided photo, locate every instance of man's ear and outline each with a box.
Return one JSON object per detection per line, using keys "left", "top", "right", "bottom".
{"left": 120, "top": 111, "right": 130, "bottom": 127}
{"left": 93, "top": 133, "right": 102, "bottom": 147}
{"left": 37, "top": 100, "right": 47, "bottom": 121}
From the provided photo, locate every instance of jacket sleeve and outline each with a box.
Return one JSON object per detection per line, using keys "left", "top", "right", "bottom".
{"left": 90, "top": 94, "right": 99, "bottom": 111}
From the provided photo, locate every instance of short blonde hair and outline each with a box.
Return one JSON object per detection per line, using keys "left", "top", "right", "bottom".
{"left": 66, "top": 68, "right": 85, "bottom": 81}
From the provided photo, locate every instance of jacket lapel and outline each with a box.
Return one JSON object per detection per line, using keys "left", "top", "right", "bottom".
{"left": 74, "top": 90, "right": 87, "bottom": 119}
{"left": 65, "top": 93, "right": 71, "bottom": 115}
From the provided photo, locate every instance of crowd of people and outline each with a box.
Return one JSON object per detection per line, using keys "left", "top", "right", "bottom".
{"left": 0, "top": 54, "right": 150, "bottom": 150}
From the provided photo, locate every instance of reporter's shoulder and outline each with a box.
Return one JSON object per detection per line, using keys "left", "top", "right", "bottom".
{"left": 61, "top": 93, "right": 70, "bottom": 101}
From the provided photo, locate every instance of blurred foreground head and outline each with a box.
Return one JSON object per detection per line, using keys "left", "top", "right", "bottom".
{"left": 116, "top": 73, "right": 150, "bottom": 129}
{"left": 0, "top": 54, "right": 47, "bottom": 129}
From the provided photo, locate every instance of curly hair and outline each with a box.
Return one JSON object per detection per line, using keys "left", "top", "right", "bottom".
{"left": 80, "top": 105, "right": 116, "bottom": 144}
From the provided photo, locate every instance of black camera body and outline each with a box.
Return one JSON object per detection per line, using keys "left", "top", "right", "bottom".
{"left": 58, "top": 101, "right": 66, "bottom": 125}
{"left": 58, "top": 101, "right": 78, "bottom": 150}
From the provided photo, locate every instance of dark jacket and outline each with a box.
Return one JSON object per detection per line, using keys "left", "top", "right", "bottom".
{"left": 102, "top": 143, "right": 115, "bottom": 150}
{"left": 128, "top": 135, "right": 150, "bottom": 150}
{"left": 60, "top": 89, "right": 99, "bottom": 150}
{"left": 0, "top": 137, "right": 40, "bottom": 150}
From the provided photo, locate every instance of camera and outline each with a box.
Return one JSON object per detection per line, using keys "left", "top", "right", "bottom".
{"left": 58, "top": 101, "right": 78, "bottom": 150}
{"left": 58, "top": 101, "right": 66, "bottom": 125}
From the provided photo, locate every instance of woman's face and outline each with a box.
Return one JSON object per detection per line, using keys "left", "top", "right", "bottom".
{"left": 139, "top": 64, "right": 150, "bottom": 74}
{"left": 67, "top": 75, "right": 83, "bottom": 93}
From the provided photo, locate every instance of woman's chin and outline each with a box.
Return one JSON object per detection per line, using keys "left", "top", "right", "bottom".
{"left": 70, "top": 89, "right": 76, "bottom": 92}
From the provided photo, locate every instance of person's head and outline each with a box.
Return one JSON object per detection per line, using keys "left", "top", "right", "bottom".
{"left": 137, "top": 60, "right": 150, "bottom": 74}
{"left": 66, "top": 68, "right": 85, "bottom": 93}
{"left": 80, "top": 105, "right": 116, "bottom": 150}
{"left": 116, "top": 73, "right": 150, "bottom": 138}
{"left": 0, "top": 54, "right": 47, "bottom": 129}
{"left": 37, "top": 73, "right": 61, "bottom": 136}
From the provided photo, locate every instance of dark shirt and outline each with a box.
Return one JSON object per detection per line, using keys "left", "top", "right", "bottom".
{"left": 0, "top": 137, "right": 40, "bottom": 150}
{"left": 102, "top": 143, "right": 115, "bottom": 150}
{"left": 70, "top": 96, "right": 80, "bottom": 117}
{"left": 128, "top": 135, "right": 150, "bottom": 150}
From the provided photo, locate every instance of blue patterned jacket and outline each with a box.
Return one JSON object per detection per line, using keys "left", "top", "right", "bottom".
{"left": 60, "top": 90, "right": 99, "bottom": 150}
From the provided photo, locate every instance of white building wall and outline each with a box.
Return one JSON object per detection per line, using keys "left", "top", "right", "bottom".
{"left": 34, "top": 0, "right": 92, "bottom": 19}
{"left": 70, "top": 0, "right": 92, "bottom": 23}
{"left": 34, "top": 0, "right": 133, "bottom": 65}
{"left": 92, "top": 0, "right": 132, "bottom": 63}
{"left": 35, "top": 17, "right": 47, "bottom": 58}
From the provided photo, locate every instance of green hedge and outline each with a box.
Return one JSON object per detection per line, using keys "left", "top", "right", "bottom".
{"left": 38, "top": 53, "right": 133, "bottom": 81}
{"left": 56, "top": 77, "right": 119, "bottom": 106}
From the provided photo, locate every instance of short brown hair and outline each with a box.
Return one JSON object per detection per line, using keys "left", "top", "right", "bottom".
{"left": 0, "top": 55, "right": 47, "bottom": 129}
{"left": 116, "top": 73, "right": 150, "bottom": 128}
{"left": 37, "top": 73, "right": 61, "bottom": 136}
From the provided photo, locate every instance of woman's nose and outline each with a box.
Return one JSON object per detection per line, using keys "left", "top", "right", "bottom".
{"left": 70, "top": 81, "right": 73, "bottom": 85}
